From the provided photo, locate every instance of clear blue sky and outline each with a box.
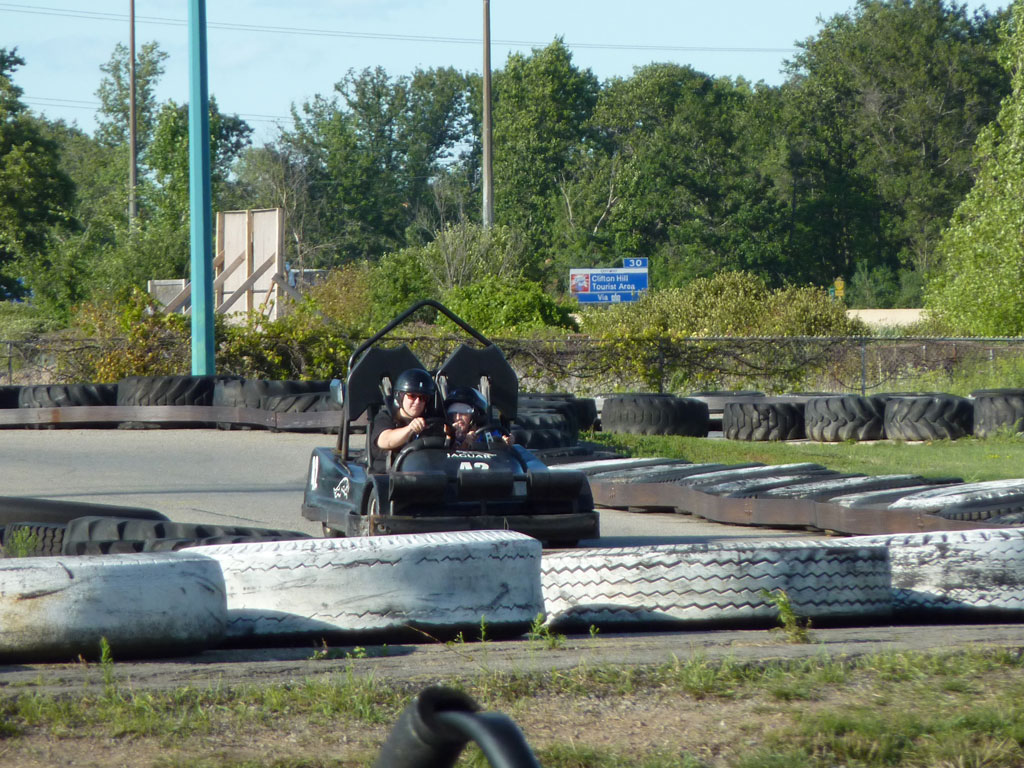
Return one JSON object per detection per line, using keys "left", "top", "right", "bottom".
{"left": 2, "top": 0, "right": 1008, "bottom": 144}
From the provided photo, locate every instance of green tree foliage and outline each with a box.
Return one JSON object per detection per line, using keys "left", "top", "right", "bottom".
{"left": 0, "top": 49, "right": 75, "bottom": 299}
{"left": 368, "top": 221, "right": 526, "bottom": 323}
{"left": 558, "top": 64, "right": 787, "bottom": 288}
{"left": 442, "top": 279, "right": 577, "bottom": 336}
{"left": 281, "top": 66, "right": 471, "bottom": 264}
{"left": 95, "top": 41, "right": 168, "bottom": 154}
{"left": 925, "top": 1, "right": 1024, "bottom": 336}
{"left": 781, "top": 0, "right": 1007, "bottom": 295}
{"left": 492, "top": 40, "right": 599, "bottom": 277}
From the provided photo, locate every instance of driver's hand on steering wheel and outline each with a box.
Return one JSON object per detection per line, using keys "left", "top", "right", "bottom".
{"left": 407, "top": 417, "right": 427, "bottom": 436}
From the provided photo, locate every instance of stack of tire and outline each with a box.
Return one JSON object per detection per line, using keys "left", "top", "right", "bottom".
{"left": 212, "top": 378, "right": 338, "bottom": 432}
{"left": 803, "top": 392, "right": 974, "bottom": 443}
{"left": 598, "top": 394, "right": 710, "bottom": 437}
{"left": 512, "top": 393, "right": 597, "bottom": 449}
{"left": 0, "top": 498, "right": 311, "bottom": 558}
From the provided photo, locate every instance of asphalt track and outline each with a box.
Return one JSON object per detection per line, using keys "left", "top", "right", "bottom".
{"left": 0, "top": 428, "right": 823, "bottom": 545}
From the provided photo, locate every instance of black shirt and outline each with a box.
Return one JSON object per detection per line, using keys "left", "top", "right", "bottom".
{"left": 368, "top": 408, "right": 404, "bottom": 474}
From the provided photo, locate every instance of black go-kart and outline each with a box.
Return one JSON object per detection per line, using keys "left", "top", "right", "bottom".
{"left": 301, "top": 300, "right": 598, "bottom": 547}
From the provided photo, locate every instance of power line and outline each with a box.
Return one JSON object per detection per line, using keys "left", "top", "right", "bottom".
{"left": 0, "top": 2, "right": 796, "bottom": 55}
{"left": 23, "top": 98, "right": 290, "bottom": 124}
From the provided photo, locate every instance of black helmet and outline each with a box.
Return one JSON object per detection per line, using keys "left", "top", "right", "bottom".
{"left": 393, "top": 368, "right": 435, "bottom": 410}
{"left": 444, "top": 387, "right": 488, "bottom": 427}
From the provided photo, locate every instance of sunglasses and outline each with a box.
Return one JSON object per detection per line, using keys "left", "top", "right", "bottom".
{"left": 403, "top": 392, "right": 430, "bottom": 402}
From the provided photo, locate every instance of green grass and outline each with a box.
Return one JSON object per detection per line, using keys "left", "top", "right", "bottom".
{"left": 587, "top": 431, "right": 1024, "bottom": 482}
{"left": 3, "top": 649, "right": 1024, "bottom": 767}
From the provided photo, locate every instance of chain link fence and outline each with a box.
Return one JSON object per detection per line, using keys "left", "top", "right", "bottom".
{"left": 4, "top": 335, "right": 1024, "bottom": 396}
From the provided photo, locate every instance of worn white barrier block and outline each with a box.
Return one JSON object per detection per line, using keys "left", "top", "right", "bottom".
{"left": 843, "top": 529, "right": 1024, "bottom": 615}
{"left": 541, "top": 539, "right": 891, "bottom": 630}
{"left": 0, "top": 553, "right": 227, "bottom": 662}
{"left": 192, "top": 531, "right": 543, "bottom": 641}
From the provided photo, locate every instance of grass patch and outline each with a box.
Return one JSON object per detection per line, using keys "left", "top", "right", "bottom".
{"left": 2, "top": 648, "right": 1024, "bottom": 766}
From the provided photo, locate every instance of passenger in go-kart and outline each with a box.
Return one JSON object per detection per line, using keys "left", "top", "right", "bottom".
{"left": 444, "top": 387, "right": 515, "bottom": 451}
{"left": 369, "top": 368, "right": 444, "bottom": 471}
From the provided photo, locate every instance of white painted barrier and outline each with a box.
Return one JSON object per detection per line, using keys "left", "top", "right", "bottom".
{"left": 0, "top": 553, "right": 227, "bottom": 662}
{"left": 192, "top": 531, "right": 543, "bottom": 641}
{"left": 541, "top": 540, "right": 892, "bottom": 630}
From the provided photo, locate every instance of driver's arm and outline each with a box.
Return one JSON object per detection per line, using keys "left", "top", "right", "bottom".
{"left": 377, "top": 418, "right": 426, "bottom": 451}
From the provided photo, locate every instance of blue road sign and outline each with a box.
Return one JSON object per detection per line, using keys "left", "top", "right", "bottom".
{"left": 569, "top": 267, "right": 648, "bottom": 303}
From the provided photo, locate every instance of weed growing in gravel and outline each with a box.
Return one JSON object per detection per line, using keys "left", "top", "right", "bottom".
{"left": 761, "top": 589, "right": 812, "bottom": 643}
{"left": 527, "top": 614, "right": 566, "bottom": 650}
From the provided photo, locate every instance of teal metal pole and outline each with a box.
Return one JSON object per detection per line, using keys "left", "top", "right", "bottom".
{"left": 188, "top": 0, "right": 215, "bottom": 374}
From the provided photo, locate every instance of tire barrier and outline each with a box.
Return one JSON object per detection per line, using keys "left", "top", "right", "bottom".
{"left": 18, "top": 384, "right": 117, "bottom": 408}
{"left": 0, "top": 496, "right": 169, "bottom": 527}
{"left": 842, "top": 529, "right": 1024, "bottom": 617}
{"left": 601, "top": 395, "right": 709, "bottom": 437}
{"left": 191, "top": 530, "right": 544, "bottom": 642}
{"left": 972, "top": 389, "right": 1024, "bottom": 438}
{"left": 804, "top": 395, "right": 887, "bottom": 442}
{"left": 723, "top": 398, "right": 805, "bottom": 441}
{"left": 116, "top": 375, "right": 218, "bottom": 407}
{"left": 886, "top": 479, "right": 1024, "bottom": 520}
{"left": 61, "top": 516, "right": 311, "bottom": 554}
{"left": 1, "top": 522, "right": 65, "bottom": 556}
{"left": 883, "top": 394, "right": 973, "bottom": 441}
{"left": 0, "top": 552, "right": 227, "bottom": 662}
{"left": 753, "top": 474, "right": 929, "bottom": 502}
{"left": 541, "top": 540, "right": 892, "bottom": 631}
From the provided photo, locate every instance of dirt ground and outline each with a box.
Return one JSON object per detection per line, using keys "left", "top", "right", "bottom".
{"left": 2, "top": 622, "right": 1024, "bottom": 766}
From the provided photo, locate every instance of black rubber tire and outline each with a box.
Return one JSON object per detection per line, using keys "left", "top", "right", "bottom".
{"left": 0, "top": 386, "right": 20, "bottom": 409}
{"left": 62, "top": 516, "right": 311, "bottom": 552}
{"left": 17, "top": 384, "right": 117, "bottom": 408}
{"left": 261, "top": 392, "right": 339, "bottom": 414}
{"left": 971, "top": 389, "right": 1024, "bottom": 438}
{"left": 883, "top": 394, "right": 973, "bottom": 441}
{"left": 519, "top": 393, "right": 598, "bottom": 431}
{"left": 601, "top": 395, "right": 710, "bottom": 437}
{"left": 2, "top": 522, "right": 66, "bottom": 556}
{"left": 0, "top": 497, "right": 168, "bottom": 527}
{"left": 723, "top": 399, "right": 805, "bottom": 441}
{"left": 515, "top": 409, "right": 577, "bottom": 444}
{"left": 804, "top": 395, "right": 887, "bottom": 442}
{"left": 116, "top": 375, "right": 218, "bottom": 406}
{"left": 935, "top": 494, "right": 1024, "bottom": 522}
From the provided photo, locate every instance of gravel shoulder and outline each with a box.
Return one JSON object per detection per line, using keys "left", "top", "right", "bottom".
{"left": 3, "top": 622, "right": 1023, "bottom": 697}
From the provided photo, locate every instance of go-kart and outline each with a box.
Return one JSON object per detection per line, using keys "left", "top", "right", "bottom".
{"left": 301, "top": 300, "right": 598, "bottom": 547}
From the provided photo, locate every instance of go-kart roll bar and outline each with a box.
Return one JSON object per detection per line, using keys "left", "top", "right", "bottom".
{"left": 347, "top": 299, "right": 493, "bottom": 374}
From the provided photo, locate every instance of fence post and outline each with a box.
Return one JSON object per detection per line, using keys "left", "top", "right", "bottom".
{"left": 860, "top": 339, "right": 867, "bottom": 396}
{"left": 5, "top": 341, "right": 11, "bottom": 385}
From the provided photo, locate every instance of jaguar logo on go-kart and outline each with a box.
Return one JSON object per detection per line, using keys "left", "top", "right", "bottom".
{"left": 333, "top": 476, "right": 350, "bottom": 499}
{"left": 447, "top": 451, "right": 495, "bottom": 460}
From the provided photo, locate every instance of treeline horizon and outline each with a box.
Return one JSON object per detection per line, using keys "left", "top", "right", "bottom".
{"left": 0, "top": 0, "right": 1017, "bottom": 328}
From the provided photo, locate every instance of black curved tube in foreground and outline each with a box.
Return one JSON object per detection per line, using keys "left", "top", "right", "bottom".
{"left": 373, "top": 686, "right": 541, "bottom": 768}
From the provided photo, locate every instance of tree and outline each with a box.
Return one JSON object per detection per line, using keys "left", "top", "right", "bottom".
{"left": 0, "top": 49, "right": 74, "bottom": 299}
{"left": 281, "top": 66, "right": 472, "bottom": 264}
{"left": 491, "top": 40, "right": 599, "bottom": 277}
{"left": 95, "top": 41, "right": 168, "bottom": 155}
{"left": 782, "top": 0, "right": 1008, "bottom": 296}
{"left": 925, "top": 1, "right": 1024, "bottom": 335}
{"left": 558, "top": 64, "right": 787, "bottom": 288}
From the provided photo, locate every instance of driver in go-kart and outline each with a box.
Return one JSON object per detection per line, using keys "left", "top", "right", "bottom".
{"left": 444, "top": 387, "right": 515, "bottom": 451}
{"left": 369, "top": 368, "right": 443, "bottom": 472}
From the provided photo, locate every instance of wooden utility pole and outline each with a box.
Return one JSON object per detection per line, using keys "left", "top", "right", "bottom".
{"left": 482, "top": 0, "right": 494, "bottom": 228}
{"left": 128, "top": 0, "right": 137, "bottom": 221}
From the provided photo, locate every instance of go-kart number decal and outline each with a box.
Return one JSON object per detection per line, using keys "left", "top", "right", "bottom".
{"left": 333, "top": 476, "right": 350, "bottom": 499}
{"left": 309, "top": 454, "right": 319, "bottom": 491}
{"left": 459, "top": 461, "right": 490, "bottom": 471}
